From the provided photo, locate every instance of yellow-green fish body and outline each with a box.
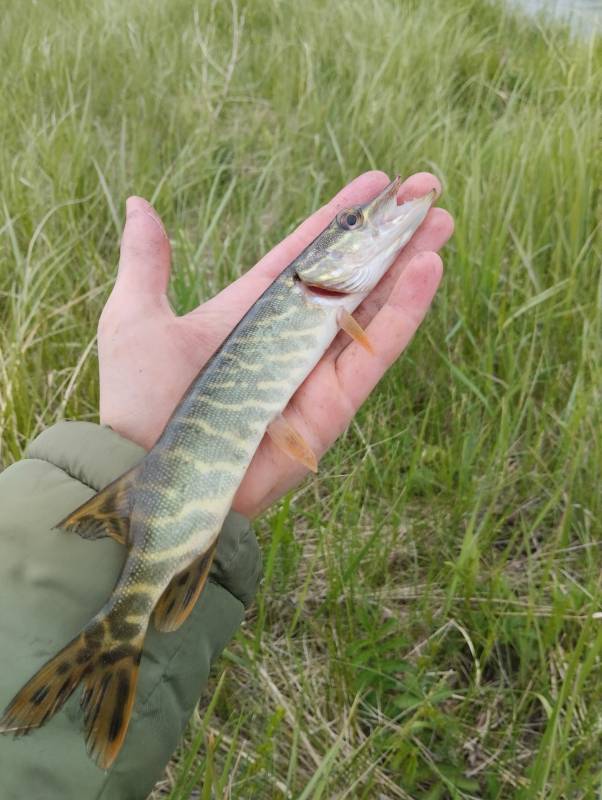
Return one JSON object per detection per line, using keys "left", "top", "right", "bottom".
{"left": 0, "top": 177, "right": 435, "bottom": 768}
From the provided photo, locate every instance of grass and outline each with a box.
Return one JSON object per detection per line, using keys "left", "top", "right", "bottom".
{"left": 1, "top": 0, "right": 601, "bottom": 797}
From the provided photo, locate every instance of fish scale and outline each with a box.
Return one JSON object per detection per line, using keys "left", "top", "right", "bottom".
{"left": 0, "top": 176, "right": 436, "bottom": 769}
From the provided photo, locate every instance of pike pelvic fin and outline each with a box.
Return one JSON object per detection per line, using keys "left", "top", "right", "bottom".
{"left": 337, "top": 309, "right": 374, "bottom": 354}
{"left": 56, "top": 464, "right": 142, "bottom": 547}
{"left": 153, "top": 542, "right": 218, "bottom": 633}
{"left": 0, "top": 609, "right": 146, "bottom": 771}
{"left": 267, "top": 413, "right": 318, "bottom": 473}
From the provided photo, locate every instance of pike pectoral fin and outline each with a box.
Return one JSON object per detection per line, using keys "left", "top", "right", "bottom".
{"left": 56, "top": 465, "right": 141, "bottom": 547}
{"left": 153, "top": 543, "right": 218, "bottom": 633}
{"left": 267, "top": 413, "right": 318, "bottom": 473}
{"left": 337, "top": 309, "right": 374, "bottom": 354}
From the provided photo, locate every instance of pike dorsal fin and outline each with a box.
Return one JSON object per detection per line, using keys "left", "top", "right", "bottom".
{"left": 153, "top": 542, "right": 218, "bottom": 633}
{"left": 56, "top": 464, "right": 142, "bottom": 547}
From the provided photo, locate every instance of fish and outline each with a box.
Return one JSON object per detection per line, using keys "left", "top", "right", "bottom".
{"left": 0, "top": 176, "right": 436, "bottom": 769}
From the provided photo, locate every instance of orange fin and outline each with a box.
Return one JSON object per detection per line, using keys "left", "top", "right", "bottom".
{"left": 153, "top": 543, "right": 217, "bottom": 633}
{"left": 0, "top": 631, "right": 88, "bottom": 739}
{"left": 267, "top": 413, "right": 318, "bottom": 473}
{"left": 56, "top": 464, "right": 142, "bottom": 547}
{"left": 81, "top": 636, "right": 143, "bottom": 770}
{"left": 337, "top": 308, "right": 374, "bottom": 354}
{"left": 0, "top": 611, "right": 145, "bottom": 771}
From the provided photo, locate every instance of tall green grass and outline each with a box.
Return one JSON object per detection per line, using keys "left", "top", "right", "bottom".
{"left": 1, "top": 0, "right": 601, "bottom": 797}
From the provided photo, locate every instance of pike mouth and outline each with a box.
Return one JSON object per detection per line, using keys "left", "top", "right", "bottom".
{"left": 370, "top": 184, "right": 438, "bottom": 226}
{"left": 294, "top": 273, "right": 348, "bottom": 300}
{"left": 302, "top": 283, "right": 347, "bottom": 299}
{"left": 367, "top": 175, "right": 403, "bottom": 223}
{"left": 294, "top": 182, "right": 438, "bottom": 300}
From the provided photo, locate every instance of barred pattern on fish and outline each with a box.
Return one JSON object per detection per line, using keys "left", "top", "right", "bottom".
{"left": 0, "top": 176, "right": 435, "bottom": 769}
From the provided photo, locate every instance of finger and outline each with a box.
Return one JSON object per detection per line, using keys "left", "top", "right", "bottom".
{"left": 115, "top": 196, "right": 172, "bottom": 305}
{"left": 397, "top": 171, "right": 442, "bottom": 203}
{"left": 334, "top": 251, "right": 443, "bottom": 412}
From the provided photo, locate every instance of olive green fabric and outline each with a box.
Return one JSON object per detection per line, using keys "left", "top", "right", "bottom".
{"left": 0, "top": 421, "right": 262, "bottom": 800}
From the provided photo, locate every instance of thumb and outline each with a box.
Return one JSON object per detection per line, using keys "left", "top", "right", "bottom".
{"left": 115, "top": 196, "right": 172, "bottom": 304}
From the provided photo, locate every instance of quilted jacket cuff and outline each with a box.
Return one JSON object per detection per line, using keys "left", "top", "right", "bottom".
{"left": 25, "top": 420, "right": 262, "bottom": 608}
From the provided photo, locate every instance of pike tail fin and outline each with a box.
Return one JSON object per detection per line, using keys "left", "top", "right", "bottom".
{"left": 0, "top": 606, "right": 146, "bottom": 771}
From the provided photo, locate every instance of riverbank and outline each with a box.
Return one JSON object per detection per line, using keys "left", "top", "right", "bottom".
{"left": 511, "top": 0, "right": 602, "bottom": 37}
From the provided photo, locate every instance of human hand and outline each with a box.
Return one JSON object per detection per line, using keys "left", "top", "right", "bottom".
{"left": 98, "top": 171, "right": 454, "bottom": 518}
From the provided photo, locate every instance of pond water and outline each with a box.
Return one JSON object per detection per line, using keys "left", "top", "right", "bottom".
{"left": 511, "top": 0, "right": 602, "bottom": 36}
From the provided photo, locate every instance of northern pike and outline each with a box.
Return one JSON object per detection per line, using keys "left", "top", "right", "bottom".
{"left": 0, "top": 176, "right": 435, "bottom": 769}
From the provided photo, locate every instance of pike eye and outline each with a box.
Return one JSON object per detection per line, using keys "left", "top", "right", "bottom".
{"left": 337, "top": 207, "right": 364, "bottom": 230}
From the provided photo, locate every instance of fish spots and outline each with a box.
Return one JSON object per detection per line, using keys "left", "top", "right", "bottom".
{"left": 150, "top": 452, "right": 240, "bottom": 483}
{"left": 247, "top": 304, "right": 297, "bottom": 327}
{"left": 221, "top": 352, "right": 263, "bottom": 372}
{"left": 81, "top": 687, "right": 92, "bottom": 709}
{"left": 206, "top": 380, "right": 236, "bottom": 389}
{"left": 108, "top": 670, "right": 130, "bottom": 743}
{"left": 99, "top": 673, "right": 112, "bottom": 698}
{"left": 143, "top": 533, "right": 215, "bottom": 564}
{"left": 82, "top": 662, "right": 94, "bottom": 678}
{"left": 270, "top": 350, "right": 309, "bottom": 364}
{"left": 107, "top": 612, "right": 142, "bottom": 641}
{"left": 56, "top": 679, "right": 73, "bottom": 704}
{"left": 1, "top": 600, "right": 145, "bottom": 771}
{"left": 108, "top": 703, "right": 124, "bottom": 743}
{"left": 196, "top": 395, "right": 281, "bottom": 414}
{"left": 183, "top": 585, "right": 196, "bottom": 608}
{"left": 256, "top": 378, "right": 287, "bottom": 390}
{"left": 117, "top": 590, "right": 154, "bottom": 617}
{"left": 153, "top": 543, "right": 217, "bottom": 633}
{"left": 117, "top": 620, "right": 142, "bottom": 641}
{"left": 84, "top": 623, "right": 104, "bottom": 648}
{"left": 76, "top": 648, "right": 94, "bottom": 665}
{"left": 91, "top": 674, "right": 112, "bottom": 730}
{"left": 99, "top": 645, "right": 137, "bottom": 667}
{"left": 31, "top": 686, "right": 49, "bottom": 706}
{"left": 148, "top": 495, "right": 223, "bottom": 528}
{"left": 178, "top": 415, "right": 256, "bottom": 456}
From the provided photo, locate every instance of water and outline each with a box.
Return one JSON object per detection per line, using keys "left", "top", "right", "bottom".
{"left": 511, "top": 0, "right": 602, "bottom": 37}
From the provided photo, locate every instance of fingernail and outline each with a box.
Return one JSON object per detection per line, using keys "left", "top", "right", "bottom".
{"left": 125, "top": 198, "right": 168, "bottom": 241}
{"left": 143, "top": 210, "right": 169, "bottom": 241}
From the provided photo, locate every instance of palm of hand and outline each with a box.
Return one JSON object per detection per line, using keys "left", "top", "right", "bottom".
{"left": 98, "top": 171, "right": 453, "bottom": 518}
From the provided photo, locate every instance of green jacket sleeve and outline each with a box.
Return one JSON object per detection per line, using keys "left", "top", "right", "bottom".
{"left": 0, "top": 421, "right": 262, "bottom": 800}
